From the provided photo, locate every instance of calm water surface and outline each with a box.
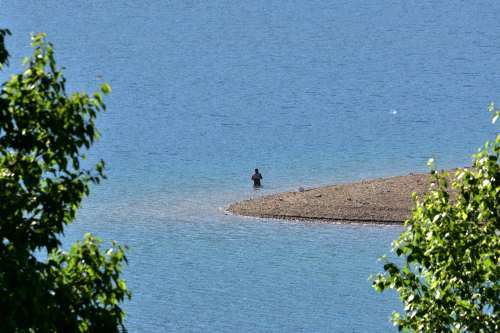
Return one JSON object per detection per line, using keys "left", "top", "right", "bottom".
{"left": 3, "top": 1, "right": 500, "bottom": 331}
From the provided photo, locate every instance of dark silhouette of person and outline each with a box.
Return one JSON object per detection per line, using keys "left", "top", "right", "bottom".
{"left": 251, "top": 168, "right": 263, "bottom": 187}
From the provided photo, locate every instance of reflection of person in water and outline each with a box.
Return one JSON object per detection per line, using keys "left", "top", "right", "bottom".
{"left": 251, "top": 168, "right": 263, "bottom": 187}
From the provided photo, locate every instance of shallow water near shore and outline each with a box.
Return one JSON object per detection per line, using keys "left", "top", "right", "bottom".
{"left": 3, "top": 1, "right": 500, "bottom": 331}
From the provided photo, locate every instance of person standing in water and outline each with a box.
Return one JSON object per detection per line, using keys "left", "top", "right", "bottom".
{"left": 251, "top": 168, "right": 263, "bottom": 187}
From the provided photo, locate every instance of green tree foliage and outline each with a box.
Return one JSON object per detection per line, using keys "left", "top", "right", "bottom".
{"left": 0, "top": 32, "right": 129, "bottom": 331}
{"left": 373, "top": 114, "right": 499, "bottom": 332}
{"left": 0, "top": 29, "right": 10, "bottom": 68}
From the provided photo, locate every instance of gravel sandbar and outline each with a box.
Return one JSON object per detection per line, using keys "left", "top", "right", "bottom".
{"left": 227, "top": 172, "right": 441, "bottom": 224}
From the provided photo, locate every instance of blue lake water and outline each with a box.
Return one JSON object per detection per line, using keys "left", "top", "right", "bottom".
{"left": 3, "top": 1, "right": 500, "bottom": 331}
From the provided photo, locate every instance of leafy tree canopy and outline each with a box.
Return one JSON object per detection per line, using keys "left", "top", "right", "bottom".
{"left": 0, "top": 31, "right": 129, "bottom": 332}
{"left": 373, "top": 112, "right": 499, "bottom": 332}
{"left": 0, "top": 29, "right": 10, "bottom": 68}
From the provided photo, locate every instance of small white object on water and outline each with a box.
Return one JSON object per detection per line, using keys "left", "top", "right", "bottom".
{"left": 391, "top": 109, "right": 397, "bottom": 115}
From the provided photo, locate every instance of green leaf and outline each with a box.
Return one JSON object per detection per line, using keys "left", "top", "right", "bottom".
{"left": 101, "top": 82, "right": 112, "bottom": 94}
